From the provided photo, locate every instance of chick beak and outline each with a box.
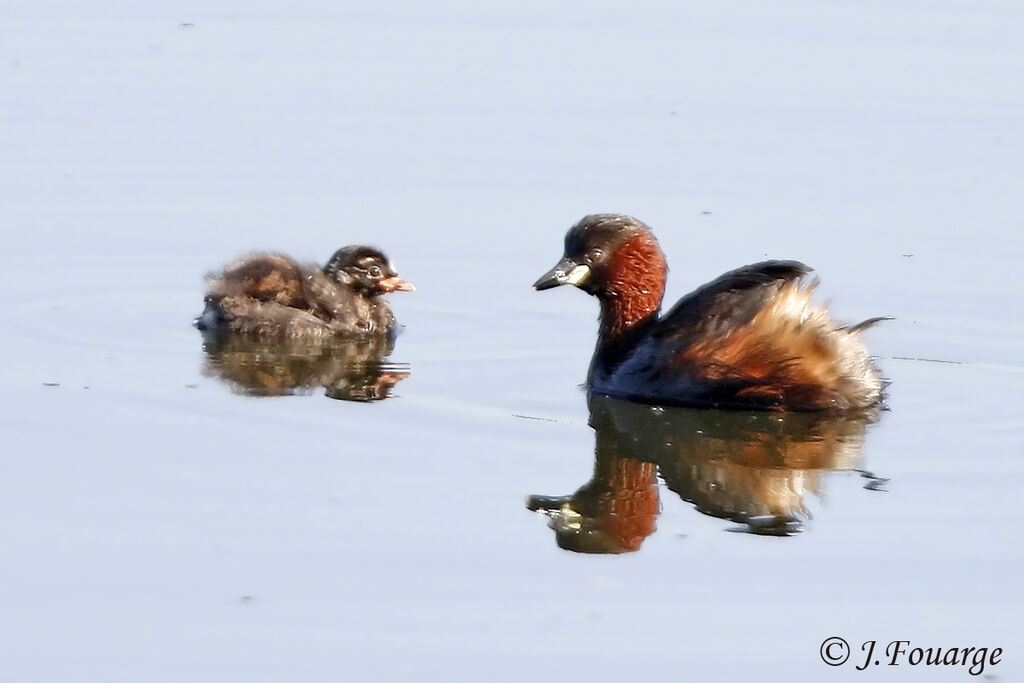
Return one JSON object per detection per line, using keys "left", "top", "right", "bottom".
{"left": 379, "top": 276, "right": 416, "bottom": 293}
{"left": 533, "top": 257, "right": 591, "bottom": 291}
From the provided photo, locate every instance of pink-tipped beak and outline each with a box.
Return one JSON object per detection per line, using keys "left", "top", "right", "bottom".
{"left": 380, "top": 276, "right": 415, "bottom": 293}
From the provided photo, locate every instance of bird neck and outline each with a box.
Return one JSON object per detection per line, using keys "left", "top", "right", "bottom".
{"left": 593, "top": 232, "right": 667, "bottom": 369}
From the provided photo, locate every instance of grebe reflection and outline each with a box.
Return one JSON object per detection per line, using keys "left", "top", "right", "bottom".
{"left": 527, "top": 395, "right": 883, "bottom": 553}
{"left": 200, "top": 330, "right": 409, "bottom": 402}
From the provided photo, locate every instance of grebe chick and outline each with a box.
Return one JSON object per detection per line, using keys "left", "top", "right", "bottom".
{"left": 197, "top": 246, "right": 414, "bottom": 339}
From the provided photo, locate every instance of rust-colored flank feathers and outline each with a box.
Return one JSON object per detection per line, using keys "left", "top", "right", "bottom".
{"left": 675, "top": 279, "right": 885, "bottom": 411}
{"left": 533, "top": 214, "right": 886, "bottom": 412}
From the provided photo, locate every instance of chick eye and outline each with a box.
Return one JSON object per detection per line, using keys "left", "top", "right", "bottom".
{"left": 586, "top": 249, "right": 603, "bottom": 264}
{"left": 368, "top": 266, "right": 382, "bottom": 278}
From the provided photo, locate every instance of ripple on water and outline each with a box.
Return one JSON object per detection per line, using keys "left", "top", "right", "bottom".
{"left": 9, "top": 289, "right": 199, "bottom": 356}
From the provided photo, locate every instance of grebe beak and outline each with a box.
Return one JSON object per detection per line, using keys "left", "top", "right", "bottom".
{"left": 379, "top": 276, "right": 416, "bottom": 293}
{"left": 533, "top": 257, "right": 591, "bottom": 290}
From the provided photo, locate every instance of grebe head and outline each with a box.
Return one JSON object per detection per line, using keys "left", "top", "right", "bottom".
{"left": 324, "top": 246, "right": 415, "bottom": 296}
{"left": 533, "top": 214, "right": 667, "bottom": 300}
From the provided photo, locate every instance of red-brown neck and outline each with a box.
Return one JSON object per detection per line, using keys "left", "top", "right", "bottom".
{"left": 596, "top": 232, "right": 667, "bottom": 341}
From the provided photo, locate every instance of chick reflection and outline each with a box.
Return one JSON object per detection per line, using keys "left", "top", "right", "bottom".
{"left": 200, "top": 331, "right": 409, "bottom": 402}
{"left": 527, "top": 395, "right": 879, "bottom": 552}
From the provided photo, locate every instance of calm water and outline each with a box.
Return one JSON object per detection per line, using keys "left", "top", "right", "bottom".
{"left": 2, "top": 3, "right": 1022, "bottom": 681}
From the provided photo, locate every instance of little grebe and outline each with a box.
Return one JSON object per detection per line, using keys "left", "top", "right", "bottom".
{"left": 196, "top": 246, "right": 414, "bottom": 339}
{"left": 534, "top": 214, "right": 885, "bottom": 411}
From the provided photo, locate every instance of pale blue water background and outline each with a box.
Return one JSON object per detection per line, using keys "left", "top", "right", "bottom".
{"left": 1, "top": 2, "right": 1022, "bottom": 681}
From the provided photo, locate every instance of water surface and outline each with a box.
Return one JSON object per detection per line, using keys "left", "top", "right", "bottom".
{"left": 1, "top": 2, "right": 1022, "bottom": 681}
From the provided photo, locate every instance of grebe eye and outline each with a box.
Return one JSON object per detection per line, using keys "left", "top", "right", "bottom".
{"left": 368, "top": 266, "right": 382, "bottom": 278}
{"left": 587, "top": 249, "right": 603, "bottom": 264}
